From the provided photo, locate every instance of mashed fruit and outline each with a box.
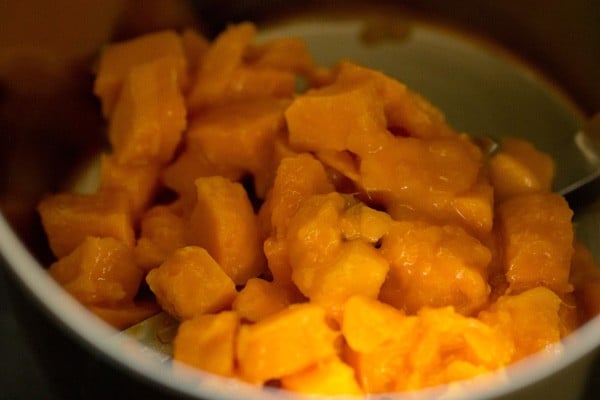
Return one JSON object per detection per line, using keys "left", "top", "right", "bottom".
{"left": 37, "top": 22, "right": 600, "bottom": 395}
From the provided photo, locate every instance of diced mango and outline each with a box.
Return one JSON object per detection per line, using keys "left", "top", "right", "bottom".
{"left": 285, "top": 193, "right": 346, "bottom": 271}
{"left": 285, "top": 82, "right": 389, "bottom": 156}
{"left": 345, "top": 326, "right": 417, "bottom": 393}
{"left": 108, "top": 56, "right": 187, "bottom": 165}
{"left": 360, "top": 135, "right": 481, "bottom": 197}
{"left": 342, "top": 295, "right": 407, "bottom": 353}
{"left": 247, "top": 37, "right": 314, "bottom": 76}
{"left": 315, "top": 150, "right": 361, "bottom": 189}
{"left": 570, "top": 242, "right": 600, "bottom": 321}
{"left": 296, "top": 239, "right": 389, "bottom": 320}
{"left": 174, "top": 311, "right": 240, "bottom": 377}
{"left": 38, "top": 191, "right": 134, "bottom": 258}
{"left": 134, "top": 205, "right": 187, "bottom": 271}
{"left": 332, "top": 61, "right": 456, "bottom": 139}
{"left": 146, "top": 246, "right": 237, "bottom": 320}
{"left": 489, "top": 138, "right": 555, "bottom": 200}
{"left": 222, "top": 66, "right": 296, "bottom": 101}
{"left": 339, "top": 201, "right": 392, "bottom": 243}
{"left": 347, "top": 306, "right": 510, "bottom": 393}
{"left": 281, "top": 356, "right": 363, "bottom": 395}
{"left": 49, "top": 236, "right": 143, "bottom": 306}
{"left": 188, "top": 176, "right": 265, "bottom": 285}
{"left": 360, "top": 135, "right": 488, "bottom": 234}
{"left": 94, "top": 30, "right": 188, "bottom": 117}
{"left": 387, "top": 89, "right": 456, "bottom": 139}
{"left": 263, "top": 237, "right": 292, "bottom": 287}
{"left": 451, "top": 177, "right": 495, "bottom": 236}
{"left": 263, "top": 154, "right": 334, "bottom": 286}
{"left": 98, "top": 153, "right": 161, "bottom": 220}
{"left": 558, "top": 293, "right": 581, "bottom": 337}
{"left": 257, "top": 190, "right": 275, "bottom": 241}
{"left": 232, "top": 278, "right": 294, "bottom": 322}
{"left": 186, "top": 25, "right": 298, "bottom": 112}
{"left": 161, "top": 146, "right": 245, "bottom": 203}
{"left": 405, "top": 307, "right": 511, "bottom": 389}
{"left": 236, "top": 303, "right": 339, "bottom": 384}
{"left": 496, "top": 193, "right": 574, "bottom": 294}
{"left": 181, "top": 28, "right": 210, "bottom": 74}
{"left": 268, "top": 153, "right": 334, "bottom": 239}
{"left": 285, "top": 193, "right": 390, "bottom": 319}
{"left": 186, "top": 98, "right": 289, "bottom": 181}
{"left": 253, "top": 132, "right": 299, "bottom": 199}
{"left": 380, "top": 221, "right": 491, "bottom": 315}
{"left": 187, "top": 22, "right": 256, "bottom": 111}
{"left": 479, "top": 287, "right": 563, "bottom": 361}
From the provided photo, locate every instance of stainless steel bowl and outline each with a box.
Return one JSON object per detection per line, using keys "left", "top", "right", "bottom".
{"left": 1, "top": 1, "right": 598, "bottom": 399}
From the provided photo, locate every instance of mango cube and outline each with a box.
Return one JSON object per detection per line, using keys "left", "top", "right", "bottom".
{"left": 146, "top": 246, "right": 237, "bottom": 320}
{"left": 496, "top": 193, "right": 573, "bottom": 294}
{"left": 49, "top": 236, "right": 143, "bottom": 306}
{"left": 236, "top": 303, "right": 339, "bottom": 383}
{"left": 188, "top": 176, "right": 265, "bottom": 285}
{"left": 174, "top": 311, "right": 240, "bottom": 377}
{"left": 38, "top": 191, "right": 134, "bottom": 258}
